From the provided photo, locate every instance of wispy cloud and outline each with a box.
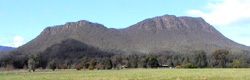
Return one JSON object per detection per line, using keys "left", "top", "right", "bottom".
{"left": 5, "top": 36, "right": 25, "bottom": 47}
{"left": 186, "top": 0, "right": 250, "bottom": 27}
{"left": 186, "top": 0, "right": 250, "bottom": 46}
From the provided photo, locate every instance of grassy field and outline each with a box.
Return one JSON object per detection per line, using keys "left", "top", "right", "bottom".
{"left": 0, "top": 69, "right": 249, "bottom": 80}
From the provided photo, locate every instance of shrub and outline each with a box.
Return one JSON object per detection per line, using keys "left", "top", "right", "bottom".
{"left": 175, "top": 65, "right": 182, "bottom": 68}
{"left": 88, "top": 66, "right": 94, "bottom": 70}
{"left": 231, "top": 60, "right": 240, "bottom": 68}
{"left": 184, "top": 63, "right": 196, "bottom": 68}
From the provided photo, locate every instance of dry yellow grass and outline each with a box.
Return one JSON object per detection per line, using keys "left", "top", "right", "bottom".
{"left": 0, "top": 68, "right": 249, "bottom": 80}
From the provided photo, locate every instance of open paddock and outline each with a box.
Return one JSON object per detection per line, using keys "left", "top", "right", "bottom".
{"left": 0, "top": 68, "right": 249, "bottom": 80}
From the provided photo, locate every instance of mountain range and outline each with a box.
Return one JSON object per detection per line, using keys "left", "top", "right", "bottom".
{"left": 0, "top": 46, "right": 15, "bottom": 52}
{"left": 12, "top": 14, "right": 250, "bottom": 55}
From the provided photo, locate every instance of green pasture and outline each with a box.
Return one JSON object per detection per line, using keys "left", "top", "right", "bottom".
{"left": 0, "top": 69, "right": 249, "bottom": 80}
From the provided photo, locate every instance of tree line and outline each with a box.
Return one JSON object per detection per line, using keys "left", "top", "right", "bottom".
{"left": 0, "top": 49, "right": 250, "bottom": 71}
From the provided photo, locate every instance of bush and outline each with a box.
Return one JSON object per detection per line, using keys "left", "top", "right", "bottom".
{"left": 184, "top": 63, "right": 196, "bottom": 68}
{"left": 175, "top": 65, "right": 182, "bottom": 68}
{"left": 231, "top": 60, "right": 240, "bottom": 68}
{"left": 88, "top": 66, "right": 94, "bottom": 70}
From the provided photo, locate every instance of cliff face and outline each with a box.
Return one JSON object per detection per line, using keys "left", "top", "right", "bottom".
{"left": 16, "top": 14, "right": 249, "bottom": 54}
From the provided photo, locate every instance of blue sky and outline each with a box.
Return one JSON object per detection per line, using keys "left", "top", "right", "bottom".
{"left": 0, "top": 0, "right": 249, "bottom": 47}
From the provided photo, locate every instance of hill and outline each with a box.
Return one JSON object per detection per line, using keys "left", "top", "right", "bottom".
{"left": 15, "top": 14, "right": 249, "bottom": 54}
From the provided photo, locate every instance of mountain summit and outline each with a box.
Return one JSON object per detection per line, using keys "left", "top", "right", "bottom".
{"left": 16, "top": 14, "right": 249, "bottom": 54}
{"left": 127, "top": 15, "right": 213, "bottom": 31}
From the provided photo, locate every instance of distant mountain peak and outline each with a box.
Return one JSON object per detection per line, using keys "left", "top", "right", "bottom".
{"left": 0, "top": 46, "right": 15, "bottom": 52}
{"left": 127, "top": 14, "right": 213, "bottom": 32}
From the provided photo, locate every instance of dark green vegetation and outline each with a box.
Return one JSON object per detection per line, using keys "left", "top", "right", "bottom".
{"left": 0, "top": 39, "right": 249, "bottom": 71}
